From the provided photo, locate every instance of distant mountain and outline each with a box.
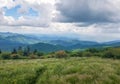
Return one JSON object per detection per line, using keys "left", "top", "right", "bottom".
{"left": 28, "top": 40, "right": 100, "bottom": 52}
{"left": 0, "top": 32, "right": 40, "bottom": 44}
{"left": 29, "top": 43, "right": 65, "bottom": 52}
{"left": 29, "top": 34, "right": 76, "bottom": 41}
{"left": 48, "top": 40, "right": 99, "bottom": 47}
{"left": 104, "top": 42, "right": 120, "bottom": 47}
{"left": 48, "top": 40, "right": 80, "bottom": 47}
{"left": 68, "top": 43, "right": 99, "bottom": 49}
{"left": 0, "top": 38, "right": 24, "bottom": 51}
{"left": 104, "top": 40, "right": 120, "bottom": 45}
{"left": 0, "top": 32, "right": 120, "bottom": 52}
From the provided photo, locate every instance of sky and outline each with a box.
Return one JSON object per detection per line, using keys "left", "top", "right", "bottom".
{"left": 0, "top": 0, "right": 120, "bottom": 42}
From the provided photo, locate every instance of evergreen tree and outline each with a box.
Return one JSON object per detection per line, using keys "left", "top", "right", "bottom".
{"left": 27, "top": 46, "right": 30, "bottom": 55}
{"left": 12, "top": 48, "right": 17, "bottom": 54}
{"left": 18, "top": 46, "right": 23, "bottom": 55}
{"left": 33, "top": 49, "right": 37, "bottom": 55}
{"left": 23, "top": 46, "right": 31, "bottom": 56}
{"left": 0, "top": 49, "right": 2, "bottom": 54}
{"left": 23, "top": 49, "right": 28, "bottom": 56}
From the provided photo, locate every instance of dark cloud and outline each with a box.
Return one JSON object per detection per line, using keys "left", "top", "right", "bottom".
{"left": 55, "top": 0, "right": 120, "bottom": 23}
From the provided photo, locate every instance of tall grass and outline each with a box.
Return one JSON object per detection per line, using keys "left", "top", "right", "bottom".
{"left": 0, "top": 57, "right": 120, "bottom": 84}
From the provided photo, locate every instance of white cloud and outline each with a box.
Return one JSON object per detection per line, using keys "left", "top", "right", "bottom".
{"left": 55, "top": 0, "right": 120, "bottom": 23}
{"left": 0, "top": 0, "right": 55, "bottom": 27}
{"left": 0, "top": 0, "right": 120, "bottom": 42}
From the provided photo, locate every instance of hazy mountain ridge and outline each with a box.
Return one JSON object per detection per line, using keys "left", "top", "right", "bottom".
{"left": 0, "top": 32, "right": 120, "bottom": 52}
{"left": 0, "top": 38, "right": 24, "bottom": 51}
{"left": 0, "top": 32, "right": 40, "bottom": 44}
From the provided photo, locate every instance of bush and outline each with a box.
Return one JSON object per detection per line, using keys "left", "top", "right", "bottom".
{"left": 93, "top": 52, "right": 103, "bottom": 57}
{"left": 1, "top": 53, "right": 11, "bottom": 59}
{"left": 103, "top": 48, "right": 120, "bottom": 59}
{"left": 46, "top": 55, "right": 55, "bottom": 58}
{"left": 103, "top": 51, "right": 114, "bottom": 58}
{"left": 37, "top": 52, "right": 44, "bottom": 57}
{"left": 39, "top": 56, "right": 45, "bottom": 59}
{"left": 86, "top": 48, "right": 99, "bottom": 53}
{"left": 55, "top": 50, "right": 68, "bottom": 58}
{"left": 29, "top": 54, "right": 37, "bottom": 59}
{"left": 82, "top": 52, "right": 93, "bottom": 57}
{"left": 10, "top": 54, "right": 20, "bottom": 59}
{"left": 70, "top": 51, "right": 83, "bottom": 57}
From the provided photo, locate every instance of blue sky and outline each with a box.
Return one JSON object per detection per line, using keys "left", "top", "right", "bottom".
{"left": 4, "top": 5, "right": 21, "bottom": 19}
{"left": 0, "top": 0, "right": 120, "bottom": 42}
{"left": 4, "top": 5, "right": 38, "bottom": 19}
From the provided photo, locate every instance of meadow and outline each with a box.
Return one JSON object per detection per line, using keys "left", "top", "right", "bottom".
{"left": 0, "top": 57, "right": 120, "bottom": 84}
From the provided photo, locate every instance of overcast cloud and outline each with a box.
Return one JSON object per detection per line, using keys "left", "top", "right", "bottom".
{"left": 0, "top": 0, "right": 120, "bottom": 42}
{"left": 55, "top": 0, "right": 120, "bottom": 23}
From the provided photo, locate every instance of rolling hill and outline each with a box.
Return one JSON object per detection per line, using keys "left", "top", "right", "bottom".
{"left": 0, "top": 32, "right": 40, "bottom": 44}
{"left": 0, "top": 32, "right": 120, "bottom": 52}
{"left": 29, "top": 43, "right": 65, "bottom": 52}
{"left": 0, "top": 38, "right": 24, "bottom": 51}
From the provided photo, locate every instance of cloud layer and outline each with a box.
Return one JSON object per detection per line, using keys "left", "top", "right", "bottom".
{"left": 0, "top": 0, "right": 120, "bottom": 42}
{"left": 0, "top": 0, "right": 55, "bottom": 27}
{"left": 55, "top": 0, "right": 120, "bottom": 23}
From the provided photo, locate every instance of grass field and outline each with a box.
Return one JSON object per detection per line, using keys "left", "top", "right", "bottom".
{"left": 0, "top": 57, "right": 120, "bottom": 84}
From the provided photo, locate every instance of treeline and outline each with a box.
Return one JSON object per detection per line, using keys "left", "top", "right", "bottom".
{"left": 0, "top": 46, "right": 44, "bottom": 59}
{"left": 0, "top": 47, "right": 120, "bottom": 59}
{"left": 68, "top": 47, "right": 120, "bottom": 59}
{"left": 46, "top": 47, "right": 120, "bottom": 59}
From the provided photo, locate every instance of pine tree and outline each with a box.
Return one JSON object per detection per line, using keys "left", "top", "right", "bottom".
{"left": 27, "top": 46, "right": 30, "bottom": 55}
{"left": 23, "top": 50, "right": 27, "bottom": 56}
{"left": 0, "top": 49, "right": 2, "bottom": 54}
{"left": 33, "top": 49, "right": 37, "bottom": 55}
{"left": 23, "top": 46, "right": 31, "bottom": 56}
{"left": 12, "top": 48, "right": 17, "bottom": 54}
{"left": 18, "top": 46, "right": 23, "bottom": 55}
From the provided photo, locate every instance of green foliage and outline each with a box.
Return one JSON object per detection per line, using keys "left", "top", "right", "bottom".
{"left": 70, "top": 51, "right": 83, "bottom": 57}
{"left": 36, "top": 52, "right": 44, "bottom": 57}
{"left": 0, "top": 49, "right": 2, "bottom": 54}
{"left": 10, "top": 54, "right": 21, "bottom": 59}
{"left": 17, "top": 46, "right": 23, "bottom": 56}
{"left": 11, "top": 48, "right": 17, "bottom": 54}
{"left": 29, "top": 54, "right": 38, "bottom": 59}
{"left": 103, "top": 48, "right": 120, "bottom": 59}
{"left": 1, "top": 46, "right": 120, "bottom": 59}
{"left": 1, "top": 53, "right": 11, "bottom": 59}
{"left": 55, "top": 50, "right": 68, "bottom": 58}
{"left": 23, "top": 46, "right": 31, "bottom": 56}
{"left": 33, "top": 49, "right": 38, "bottom": 55}
{"left": 70, "top": 51, "right": 93, "bottom": 57}
{"left": 86, "top": 48, "right": 99, "bottom": 53}
{"left": 82, "top": 51, "right": 93, "bottom": 57}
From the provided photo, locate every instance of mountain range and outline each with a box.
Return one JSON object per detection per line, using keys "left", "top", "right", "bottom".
{"left": 0, "top": 32, "right": 120, "bottom": 52}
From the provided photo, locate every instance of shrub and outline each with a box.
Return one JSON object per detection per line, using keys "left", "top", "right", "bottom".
{"left": 103, "top": 51, "right": 114, "bottom": 58}
{"left": 46, "top": 55, "right": 55, "bottom": 58}
{"left": 39, "top": 56, "right": 45, "bottom": 59}
{"left": 1, "top": 53, "right": 11, "bottom": 59}
{"left": 93, "top": 52, "right": 103, "bottom": 57}
{"left": 10, "top": 54, "right": 20, "bottom": 59}
{"left": 37, "top": 52, "right": 44, "bottom": 57}
{"left": 70, "top": 51, "right": 83, "bottom": 57}
{"left": 82, "top": 52, "right": 93, "bottom": 57}
{"left": 29, "top": 54, "right": 37, "bottom": 59}
{"left": 86, "top": 48, "right": 99, "bottom": 53}
{"left": 103, "top": 48, "right": 120, "bottom": 59}
{"left": 55, "top": 50, "right": 68, "bottom": 58}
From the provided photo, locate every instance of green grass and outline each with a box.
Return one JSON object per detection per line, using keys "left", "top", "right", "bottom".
{"left": 0, "top": 57, "right": 120, "bottom": 84}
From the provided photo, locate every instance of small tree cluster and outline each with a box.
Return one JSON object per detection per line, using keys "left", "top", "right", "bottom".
{"left": 55, "top": 50, "right": 68, "bottom": 58}
{"left": 0, "top": 46, "right": 44, "bottom": 59}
